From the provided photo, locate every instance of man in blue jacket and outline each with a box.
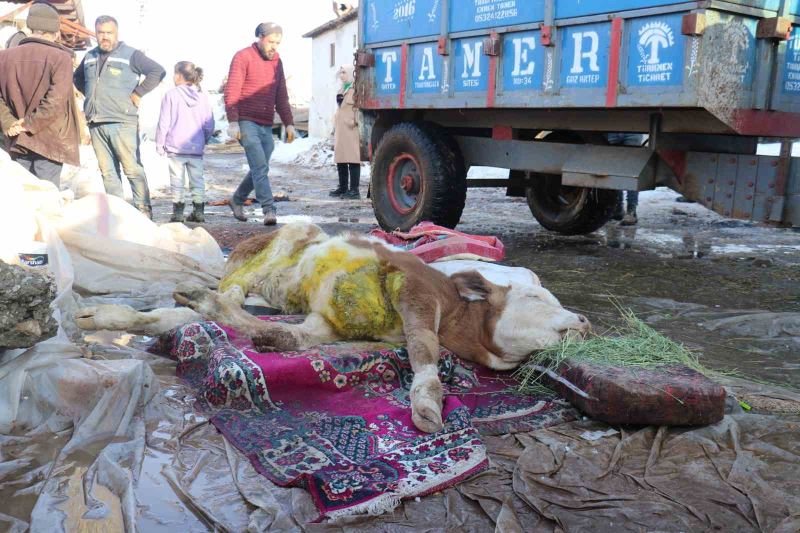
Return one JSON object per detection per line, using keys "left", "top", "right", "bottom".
{"left": 74, "top": 15, "right": 165, "bottom": 219}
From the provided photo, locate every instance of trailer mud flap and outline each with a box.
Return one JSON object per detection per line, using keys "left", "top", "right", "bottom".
{"left": 561, "top": 146, "right": 656, "bottom": 191}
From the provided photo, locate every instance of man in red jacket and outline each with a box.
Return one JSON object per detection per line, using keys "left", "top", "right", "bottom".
{"left": 225, "top": 22, "right": 296, "bottom": 226}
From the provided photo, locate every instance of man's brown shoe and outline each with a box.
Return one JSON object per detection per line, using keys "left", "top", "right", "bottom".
{"left": 230, "top": 200, "right": 247, "bottom": 221}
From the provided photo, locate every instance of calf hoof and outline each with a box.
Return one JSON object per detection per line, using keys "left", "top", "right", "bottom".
{"left": 74, "top": 304, "right": 144, "bottom": 331}
{"left": 411, "top": 380, "right": 444, "bottom": 433}
{"left": 252, "top": 329, "right": 301, "bottom": 352}
{"left": 221, "top": 285, "right": 246, "bottom": 306}
{"left": 173, "top": 283, "right": 221, "bottom": 316}
{"left": 412, "top": 397, "right": 444, "bottom": 434}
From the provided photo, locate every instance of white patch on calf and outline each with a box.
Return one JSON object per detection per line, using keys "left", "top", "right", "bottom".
{"left": 430, "top": 260, "right": 541, "bottom": 289}
{"left": 492, "top": 285, "right": 587, "bottom": 361}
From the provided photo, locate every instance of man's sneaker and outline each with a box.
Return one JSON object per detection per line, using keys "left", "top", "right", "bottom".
{"left": 343, "top": 189, "right": 360, "bottom": 200}
{"left": 329, "top": 187, "right": 346, "bottom": 197}
{"left": 620, "top": 211, "right": 638, "bottom": 226}
{"left": 230, "top": 200, "right": 247, "bottom": 221}
{"left": 263, "top": 211, "right": 277, "bottom": 226}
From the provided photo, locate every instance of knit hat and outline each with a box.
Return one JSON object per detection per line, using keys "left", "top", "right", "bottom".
{"left": 27, "top": 2, "right": 61, "bottom": 34}
{"left": 255, "top": 22, "right": 282, "bottom": 38}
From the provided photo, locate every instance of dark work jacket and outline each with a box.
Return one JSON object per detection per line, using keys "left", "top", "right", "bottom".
{"left": 79, "top": 42, "right": 142, "bottom": 124}
{"left": 0, "top": 37, "right": 80, "bottom": 165}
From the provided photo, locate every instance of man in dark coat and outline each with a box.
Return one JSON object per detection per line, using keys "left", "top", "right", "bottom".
{"left": 0, "top": 2, "right": 80, "bottom": 186}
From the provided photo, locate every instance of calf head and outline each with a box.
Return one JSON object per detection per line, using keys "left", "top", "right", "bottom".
{"left": 452, "top": 271, "right": 590, "bottom": 367}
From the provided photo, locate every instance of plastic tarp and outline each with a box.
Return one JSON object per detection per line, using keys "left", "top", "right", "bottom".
{"left": 0, "top": 149, "right": 224, "bottom": 311}
{"left": 0, "top": 152, "right": 222, "bottom": 531}
{"left": 2, "top": 151, "right": 799, "bottom": 530}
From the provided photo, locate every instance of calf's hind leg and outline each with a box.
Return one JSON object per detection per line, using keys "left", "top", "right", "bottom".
{"left": 173, "top": 284, "right": 338, "bottom": 351}
{"left": 75, "top": 305, "right": 202, "bottom": 335}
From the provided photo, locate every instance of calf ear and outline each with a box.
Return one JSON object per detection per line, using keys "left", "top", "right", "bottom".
{"left": 451, "top": 271, "right": 494, "bottom": 302}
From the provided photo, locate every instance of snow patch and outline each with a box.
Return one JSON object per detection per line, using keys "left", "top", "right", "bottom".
{"left": 272, "top": 137, "right": 326, "bottom": 164}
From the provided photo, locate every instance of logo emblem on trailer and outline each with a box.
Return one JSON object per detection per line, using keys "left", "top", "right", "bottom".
{"left": 637, "top": 21, "right": 675, "bottom": 64}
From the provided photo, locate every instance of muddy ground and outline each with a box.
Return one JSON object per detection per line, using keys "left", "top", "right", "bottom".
{"left": 155, "top": 145, "right": 800, "bottom": 391}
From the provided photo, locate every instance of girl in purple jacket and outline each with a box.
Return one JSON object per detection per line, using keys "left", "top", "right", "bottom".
{"left": 156, "top": 61, "right": 215, "bottom": 223}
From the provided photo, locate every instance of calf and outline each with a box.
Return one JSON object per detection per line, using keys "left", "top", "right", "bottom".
{"left": 76, "top": 222, "right": 589, "bottom": 433}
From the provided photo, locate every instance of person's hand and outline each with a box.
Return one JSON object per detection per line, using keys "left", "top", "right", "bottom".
{"left": 130, "top": 93, "right": 141, "bottom": 107}
{"left": 227, "top": 122, "right": 241, "bottom": 141}
{"left": 156, "top": 145, "right": 166, "bottom": 156}
{"left": 286, "top": 125, "right": 297, "bottom": 144}
{"left": 4, "top": 118, "right": 26, "bottom": 137}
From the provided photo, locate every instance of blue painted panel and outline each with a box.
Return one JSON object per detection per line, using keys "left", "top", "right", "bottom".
{"left": 783, "top": 27, "right": 800, "bottom": 94}
{"left": 738, "top": 18, "right": 758, "bottom": 86}
{"left": 363, "top": 0, "right": 441, "bottom": 44}
{"left": 626, "top": 14, "right": 685, "bottom": 87}
{"left": 453, "top": 37, "right": 490, "bottom": 92}
{"left": 450, "top": 0, "right": 544, "bottom": 33}
{"left": 375, "top": 46, "right": 402, "bottom": 95}
{"left": 502, "top": 30, "right": 545, "bottom": 91}
{"left": 556, "top": 0, "right": 685, "bottom": 19}
{"left": 411, "top": 42, "right": 445, "bottom": 94}
{"left": 560, "top": 22, "right": 611, "bottom": 89}
{"left": 554, "top": 0, "right": 790, "bottom": 19}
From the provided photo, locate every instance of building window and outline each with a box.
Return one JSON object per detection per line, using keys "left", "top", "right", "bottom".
{"left": 330, "top": 43, "right": 335, "bottom": 67}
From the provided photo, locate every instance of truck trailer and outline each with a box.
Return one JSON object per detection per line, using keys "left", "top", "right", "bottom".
{"left": 354, "top": 0, "right": 800, "bottom": 234}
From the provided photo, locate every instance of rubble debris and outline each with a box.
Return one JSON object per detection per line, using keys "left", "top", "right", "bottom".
{"left": 0, "top": 260, "right": 58, "bottom": 349}
{"left": 291, "top": 139, "right": 335, "bottom": 168}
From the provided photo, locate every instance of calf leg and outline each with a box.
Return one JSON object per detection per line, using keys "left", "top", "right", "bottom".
{"left": 75, "top": 305, "right": 202, "bottom": 335}
{"left": 399, "top": 301, "right": 445, "bottom": 434}
{"left": 173, "top": 284, "right": 338, "bottom": 351}
{"left": 252, "top": 312, "right": 339, "bottom": 352}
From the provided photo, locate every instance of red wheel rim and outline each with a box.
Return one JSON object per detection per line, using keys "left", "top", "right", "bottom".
{"left": 386, "top": 153, "right": 422, "bottom": 215}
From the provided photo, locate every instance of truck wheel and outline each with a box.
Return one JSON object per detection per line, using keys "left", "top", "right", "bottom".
{"left": 371, "top": 123, "right": 466, "bottom": 231}
{"left": 526, "top": 174, "right": 618, "bottom": 235}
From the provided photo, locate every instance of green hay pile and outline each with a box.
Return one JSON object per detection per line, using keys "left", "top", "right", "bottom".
{"left": 515, "top": 307, "right": 715, "bottom": 396}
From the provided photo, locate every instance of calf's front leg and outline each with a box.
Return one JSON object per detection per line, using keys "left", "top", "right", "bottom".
{"left": 400, "top": 301, "right": 445, "bottom": 434}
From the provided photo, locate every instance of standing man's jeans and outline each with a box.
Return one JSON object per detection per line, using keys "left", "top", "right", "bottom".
{"left": 233, "top": 120, "right": 275, "bottom": 214}
{"left": 606, "top": 133, "right": 647, "bottom": 209}
{"left": 12, "top": 153, "right": 62, "bottom": 187}
{"left": 167, "top": 155, "right": 205, "bottom": 204}
{"left": 89, "top": 123, "right": 152, "bottom": 209}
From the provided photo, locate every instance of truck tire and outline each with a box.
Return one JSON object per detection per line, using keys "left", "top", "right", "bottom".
{"left": 371, "top": 122, "right": 466, "bottom": 231}
{"left": 526, "top": 174, "right": 618, "bottom": 235}
{"left": 524, "top": 131, "right": 617, "bottom": 235}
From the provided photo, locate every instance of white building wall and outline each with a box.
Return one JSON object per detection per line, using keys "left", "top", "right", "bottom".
{"left": 308, "top": 18, "right": 358, "bottom": 139}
